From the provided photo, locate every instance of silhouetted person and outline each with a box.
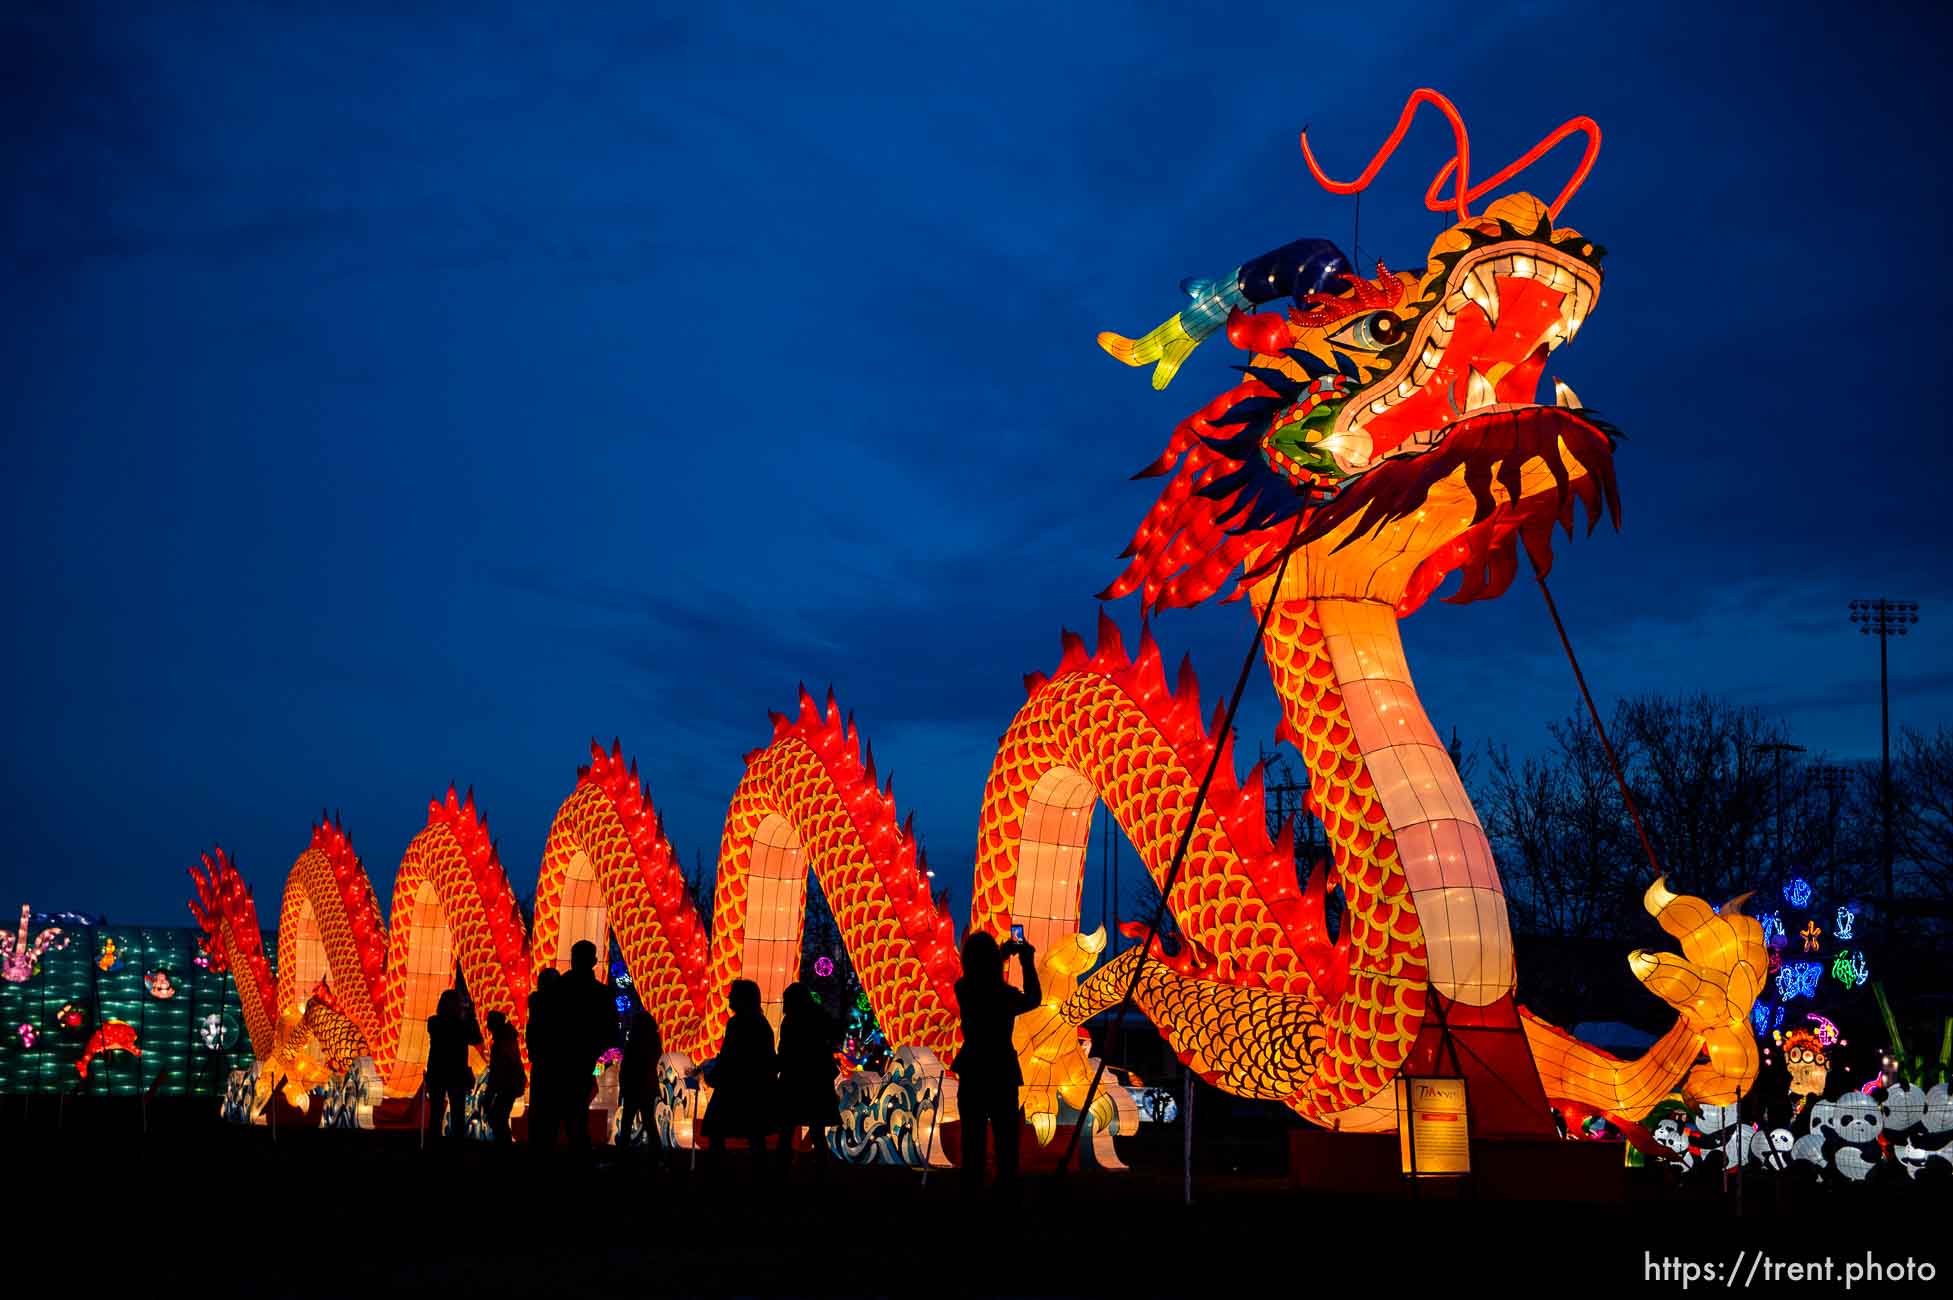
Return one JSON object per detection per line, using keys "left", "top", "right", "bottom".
{"left": 525, "top": 967, "right": 563, "bottom": 1148}
{"left": 617, "top": 1008, "right": 662, "bottom": 1152}
{"left": 425, "top": 988, "right": 482, "bottom": 1144}
{"left": 776, "top": 982, "right": 839, "bottom": 1173}
{"left": 545, "top": 939, "right": 616, "bottom": 1152}
{"left": 702, "top": 979, "right": 776, "bottom": 1171}
{"left": 483, "top": 1009, "right": 524, "bottom": 1144}
{"left": 952, "top": 931, "right": 1039, "bottom": 1197}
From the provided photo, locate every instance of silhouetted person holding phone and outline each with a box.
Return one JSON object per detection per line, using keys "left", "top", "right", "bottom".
{"left": 952, "top": 930, "right": 1039, "bottom": 1197}
{"left": 775, "top": 982, "right": 839, "bottom": 1173}
{"left": 483, "top": 1009, "right": 524, "bottom": 1144}
{"left": 616, "top": 1008, "right": 662, "bottom": 1153}
{"left": 702, "top": 978, "right": 776, "bottom": 1171}
{"left": 425, "top": 988, "right": 482, "bottom": 1144}
{"left": 524, "top": 967, "right": 562, "bottom": 1148}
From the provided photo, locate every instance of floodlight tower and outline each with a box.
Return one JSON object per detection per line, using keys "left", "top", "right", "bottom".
{"left": 1848, "top": 598, "right": 1919, "bottom": 900}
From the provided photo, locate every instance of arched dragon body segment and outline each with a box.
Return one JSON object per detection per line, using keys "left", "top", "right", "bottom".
{"left": 970, "top": 608, "right": 1422, "bottom": 1121}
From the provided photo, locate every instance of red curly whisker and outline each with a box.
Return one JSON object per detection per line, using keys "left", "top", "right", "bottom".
{"left": 1304, "top": 91, "right": 1600, "bottom": 224}
{"left": 1422, "top": 115, "right": 1601, "bottom": 221}
{"left": 1301, "top": 89, "right": 1473, "bottom": 222}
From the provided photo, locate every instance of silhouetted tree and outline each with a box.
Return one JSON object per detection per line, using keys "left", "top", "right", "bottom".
{"left": 1895, "top": 726, "right": 1953, "bottom": 907}
{"left": 685, "top": 850, "right": 714, "bottom": 940}
{"left": 1480, "top": 693, "right": 1885, "bottom": 942}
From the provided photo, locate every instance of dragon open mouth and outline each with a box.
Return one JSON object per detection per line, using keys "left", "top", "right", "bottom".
{"left": 1317, "top": 238, "right": 1603, "bottom": 474}
{"left": 1102, "top": 183, "right": 1619, "bottom": 614}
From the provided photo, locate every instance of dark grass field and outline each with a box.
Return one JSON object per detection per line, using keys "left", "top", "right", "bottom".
{"left": 4, "top": 1100, "right": 1947, "bottom": 1296}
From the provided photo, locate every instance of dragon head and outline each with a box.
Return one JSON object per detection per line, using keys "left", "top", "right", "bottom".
{"left": 1104, "top": 92, "right": 1620, "bottom": 615}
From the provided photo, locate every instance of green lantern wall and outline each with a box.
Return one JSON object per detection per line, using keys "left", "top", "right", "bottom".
{"left": 0, "top": 924, "right": 257, "bottom": 1096}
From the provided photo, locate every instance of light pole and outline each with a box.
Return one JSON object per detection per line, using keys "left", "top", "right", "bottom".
{"left": 1848, "top": 598, "right": 1919, "bottom": 900}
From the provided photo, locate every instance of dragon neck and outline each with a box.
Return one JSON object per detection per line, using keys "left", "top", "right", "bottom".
{"left": 1254, "top": 586, "right": 1515, "bottom": 1007}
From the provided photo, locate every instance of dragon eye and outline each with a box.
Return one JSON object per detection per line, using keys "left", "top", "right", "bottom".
{"left": 1327, "top": 311, "right": 1404, "bottom": 351}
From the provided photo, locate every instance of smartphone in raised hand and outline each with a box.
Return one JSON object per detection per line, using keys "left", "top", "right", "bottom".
{"left": 1009, "top": 924, "right": 1026, "bottom": 945}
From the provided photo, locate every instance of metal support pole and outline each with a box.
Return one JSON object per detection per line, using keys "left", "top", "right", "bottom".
{"left": 689, "top": 1082, "right": 701, "bottom": 1173}
{"left": 1881, "top": 625, "right": 1892, "bottom": 901}
{"left": 919, "top": 1073, "right": 942, "bottom": 1187}
{"left": 1182, "top": 1069, "right": 1194, "bottom": 1206}
{"left": 1851, "top": 597, "right": 1917, "bottom": 901}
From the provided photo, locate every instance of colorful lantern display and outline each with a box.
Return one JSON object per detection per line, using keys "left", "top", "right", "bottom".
{"left": 1778, "top": 1027, "right": 1831, "bottom": 1106}
{"left": 198, "top": 1013, "right": 236, "bottom": 1051}
{"left": 1831, "top": 952, "right": 1870, "bottom": 990}
{"left": 175, "top": 89, "right": 1761, "bottom": 1146}
{"left": 0, "top": 922, "right": 256, "bottom": 1096}
{"left": 1746, "top": 874, "right": 1875, "bottom": 1064}
{"left": 76, "top": 1020, "right": 140, "bottom": 1078}
{"left": 1778, "top": 963, "right": 1824, "bottom": 1001}
{"left": 0, "top": 905, "right": 68, "bottom": 983}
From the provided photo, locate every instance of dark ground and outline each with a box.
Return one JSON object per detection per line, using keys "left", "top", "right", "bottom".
{"left": 3, "top": 1100, "right": 1948, "bottom": 1296}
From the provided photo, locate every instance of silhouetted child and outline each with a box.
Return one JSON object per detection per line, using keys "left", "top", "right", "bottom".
{"left": 617, "top": 1008, "right": 662, "bottom": 1152}
{"left": 425, "top": 988, "right": 482, "bottom": 1143}
{"left": 525, "top": 967, "right": 562, "bottom": 1149}
{"left": 702, "top": 978, "right": 776, "bottom": 1171}
{"left": 775, "top": 982, "right": 839, "bottom": 1172}
{"left": 483, "top": 1009, "right": 525, "bottom": 1144}
{"left": 952, "top": 930, "right": 1039, "bottom": 1197}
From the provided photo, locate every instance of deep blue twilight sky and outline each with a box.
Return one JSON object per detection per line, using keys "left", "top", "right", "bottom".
{"left": 4, "top": 1, "right": 1950, "bottom": 932}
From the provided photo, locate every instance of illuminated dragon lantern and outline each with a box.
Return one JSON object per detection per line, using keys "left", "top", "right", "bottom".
{"left": 1082, "top": 88, "right": 1764, "bottom": 1130}
{"left": 186, "top": 89, "right": 1760, "bottom": 1144}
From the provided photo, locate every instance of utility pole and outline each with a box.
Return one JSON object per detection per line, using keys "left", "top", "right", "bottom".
{"left": 1753, "top": 741, "right": 1806, "bottom": 880}
{"left": 1813, "top": 764, "right": 1852, "bottom": 898}
{"left": 1257, "top": 743, "right": 1314, "bottom": 863}
{"left": 1849, "top": 598, "right": 1920, "bottom": 901}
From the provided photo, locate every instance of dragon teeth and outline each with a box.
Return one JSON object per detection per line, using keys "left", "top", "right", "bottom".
{"left": 1465, "top": 367, "right": 1496, "bottom": 411}
{"left": 1566, "top": 280, "right": 1595, "bottom": 338}
{"left": 1554, "top": 378, "right": 1583, "bottom": 408}
{"left": 1462, "top": 266, "right": 1500, "bottom": 329}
